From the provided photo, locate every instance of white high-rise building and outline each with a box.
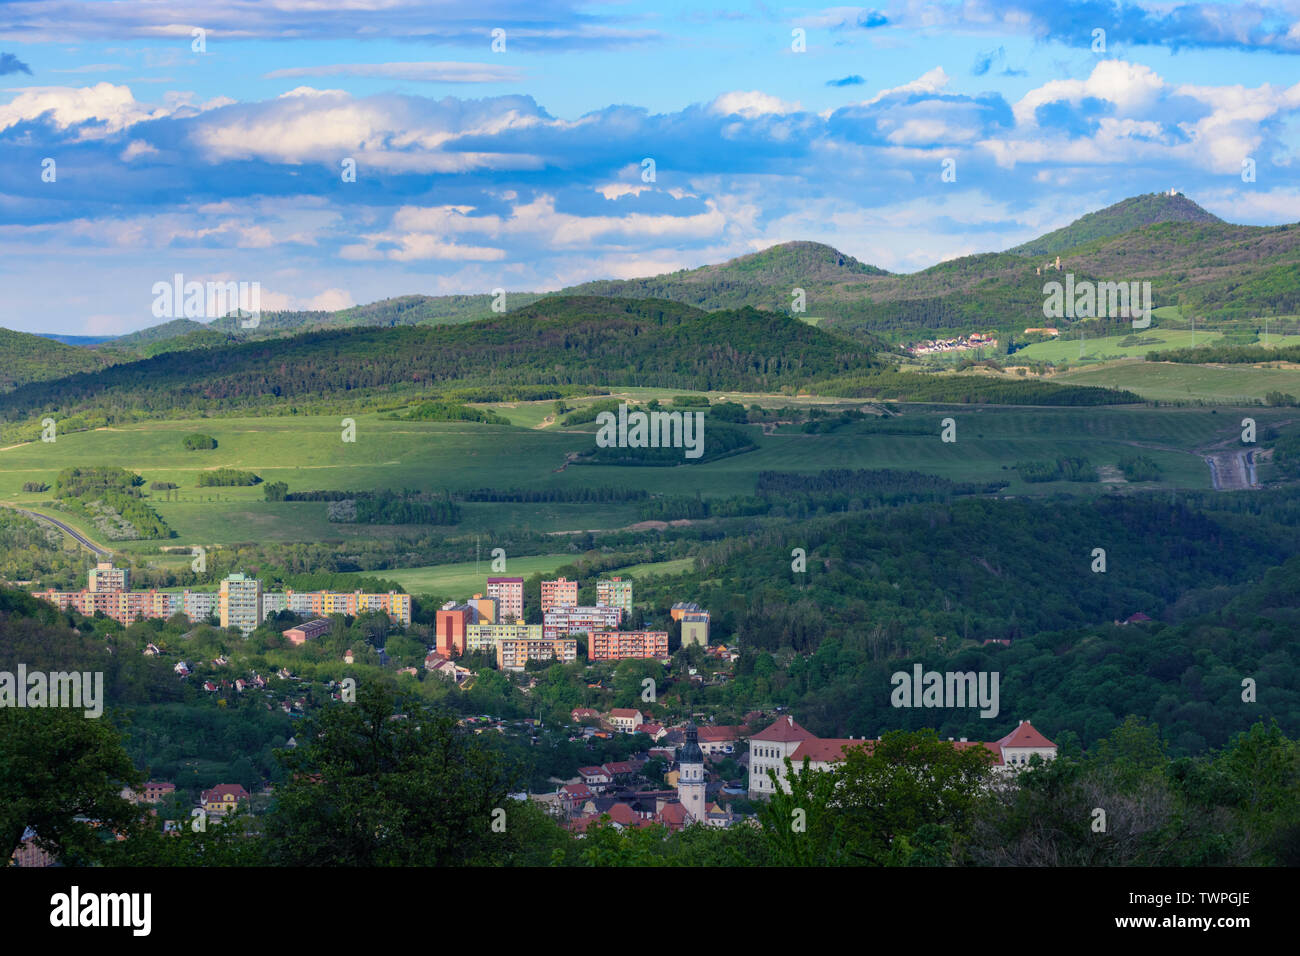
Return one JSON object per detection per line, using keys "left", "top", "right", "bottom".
{"left": 219, "top": 573, "right": 262, "bottom": 636}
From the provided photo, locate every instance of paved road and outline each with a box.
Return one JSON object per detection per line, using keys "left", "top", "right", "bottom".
{"left": 4, "top": 505, "right": 112, "bottom": 557}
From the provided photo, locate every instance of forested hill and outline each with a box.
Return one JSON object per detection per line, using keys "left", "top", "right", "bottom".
{"left": 0, "top": 327, "right": 117, "bottom": 392}
{"left": 565, "top": 240, "right": 889, "bottom": 311}
{"left": 0, "top": 296, "right": 877, "bottom": 421}
{"left": 70, "top": 195, "right": 1296, "bottom": 352}
{"left": 1008, "top": 192, "right": 1223, "bottom": 257}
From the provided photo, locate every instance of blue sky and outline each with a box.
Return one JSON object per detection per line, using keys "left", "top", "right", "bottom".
{"left": 1, "top": 0, "right": 1297, "bottom": 334}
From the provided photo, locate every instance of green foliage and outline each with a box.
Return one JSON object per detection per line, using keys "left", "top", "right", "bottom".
{"left": 1009, "top": 193, "right": 1222, "bottom": 257}
{"left": 396, "top": 402, "right": 511, "bottom": 425}
{"left": 458, "top": 486, "right": 648, "bottom": 504}
{"left": 1118, "top": 454, "right": 1163, "bottom": 482}
{"left": 197, "top": 468, "right": 261, "bottom": 487}
{"left": 756, "top": 468, "right": 1004, "bottom": 508}
{"left": 0, "top": 327, "right": 116, "bottom": 393}
{"left": 574, "top": 422, "right": 758, "bottom": 466}
{"left": 21, "top": 481, "right": 48, "bottom": 492}
{"left": 263, "top": 480, "right": 289, "bottom": 501}
{"left": 1014, "top": 457, "right": 1097, "bottom": 482}
{"left": 0, "top": 297, "right": 877, "bottom": 423}
{"left": 0, "top": 708, "right": 143, "bottom": 865}
{"left": 809, "top": 369, "right": 1141, "bottom": 405}
{"left": 311, "top": 490, "right": 460, "bottom": 525}
{"left": 183, "top": 433, "right": 217, "bottom": 450}
{"left": 263, "top": 683, "right": 544, "bottom": 865}
{"left": 636, "top": 494, "right": 770, "bottom": 521}
{"left": 55, "top": 465, "right": 143, "bottom": 498}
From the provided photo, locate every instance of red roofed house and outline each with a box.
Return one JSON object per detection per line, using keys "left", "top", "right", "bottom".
{"left": 607, "top": 708, "right": 644, "bottom": 733}
{"left": 697, "top": 725, "right": 740, "bottom": 755}
{"left": 142, "top": 781, "right": 176, "bottom": 804}
{"left": 747, "top": 715, "right": 817, "bottom": 798}
{"left": 571, "top": 707, "right": 600, "bottom": 724}
{"left": 201, "top": 784, "right": 250, "bottom": 816}
{"left": 578, "top": 766, "right": 612, "bottom": 791}
{"left": 635, "top": 722, "right": 667, "bottom": 741}
{"left": 748, "top": 715, "right": 1057, "bottom": 798}
{"left": 558, "top": 783, "right": 595, "bottom": 817}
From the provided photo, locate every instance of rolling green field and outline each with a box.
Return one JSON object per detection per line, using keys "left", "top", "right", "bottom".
{"left": 2, "top": 402, "right": 1292, "bottom": 552}
{"left": 1051, "top": 360, "right": 1300, "bottom": 403}
{"left": 474, "top": 386, "right": 848, "bottom": 429}
{"left": 1013, "top": 328, "right": 1225, "bottom": 364}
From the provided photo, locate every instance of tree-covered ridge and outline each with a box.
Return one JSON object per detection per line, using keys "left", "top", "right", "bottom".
{"left": 0, "top": 296, "right": 878, "bottom": 424}
{"left": 0, "top": 327, "right": 117, "bottom": 393}
{"left": 565, "top": 240, "right": 889, "bottom": 309}
{"left": 206, "top": 292, "right": 549, "bottom": 336}
{"left": 1007, "top": 193, "right": 1223, "bottom": 257}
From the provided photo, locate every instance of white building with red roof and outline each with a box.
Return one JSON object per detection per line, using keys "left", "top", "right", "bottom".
{"left": 747, "top": 716, "right": 1057, "bottom": 798}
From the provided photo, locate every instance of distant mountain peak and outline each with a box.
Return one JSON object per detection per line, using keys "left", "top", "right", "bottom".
{"left": 1009, "top": 192, "right": 1223, "bottom": 258}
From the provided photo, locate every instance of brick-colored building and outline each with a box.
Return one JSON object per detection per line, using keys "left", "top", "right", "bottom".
{"left": 436, "top": 602, "right": 474, "bottom": 655}
{"left": 540, "top": 577, "right": 579, "bottom": 613}
{"left": 588, "top": 629, "right": 669, "bottom": 661}
{"left": 284, "top": 618, "right": 331, "bottom": 645}
{"left": 487, "top": 577, "right": 524, "bottom": 621}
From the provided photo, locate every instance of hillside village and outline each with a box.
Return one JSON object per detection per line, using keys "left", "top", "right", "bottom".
{"left": 14, "top": 559, "right": 1059, "bottom": 856}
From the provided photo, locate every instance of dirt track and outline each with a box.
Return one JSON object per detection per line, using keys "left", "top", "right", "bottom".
{"left": 1204, "top": 449, "right": 1256, "bottom": 491}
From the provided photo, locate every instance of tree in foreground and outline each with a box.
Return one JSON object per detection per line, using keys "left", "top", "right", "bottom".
{"left": 0, "top": 708, "right": 143, "bottom": 865}
{"left": 263, "top": 681, "right": 569, "bottom": 865}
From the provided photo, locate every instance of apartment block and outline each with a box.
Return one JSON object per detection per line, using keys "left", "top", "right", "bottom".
{"left": 87, "top": 562, "right": 128, "bottom": 593}
{"left": 681, "top": 611, "right": 710, "bottom": 647}
{"left": 181, "top": 590, "right": 218, "bottom": 623}
{"left": 219, "top": 573, "right": 262, "bottom": 635}
{"left": 436, "top": 602, "right": 474, "bottom": 656}
{"left": 670, "top": 601, "right": 703, "bottom": 621}
{"left": 470, "top": 593, "right": 498, "bottom": 625}
{"left": 543, "top": 605, "right": 622, "bottom": 640}
{"left": 540, "top": 577, "right": 579, "bottom": 613}
{"left": 496, "top": 636, "right": 577, "bottom": 671}
{"left": 466, "top": 621, "right": 543, "bottom": 655}
{"left": 487, "top": 577, "right": 524, "bottom": 620}
{"left": 283, "top": 589, "right": 411, "bottom": 626}
{"left": 596, "top": 576, "right": 633, "bottom": 614}
{"left": 261, "top": 591, "right": 287, "bottom": 619}
{"left": 588, "top": 630, "right": 669, "bottom": 661}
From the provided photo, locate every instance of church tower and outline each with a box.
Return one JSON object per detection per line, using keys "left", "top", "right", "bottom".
{"left": 677, "top": 722, "right": 707, "bottom": 824}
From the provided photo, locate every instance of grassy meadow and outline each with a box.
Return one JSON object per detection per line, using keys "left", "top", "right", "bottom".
{"left": 1, "top": 398, "right": 1293, "bottom": 554}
